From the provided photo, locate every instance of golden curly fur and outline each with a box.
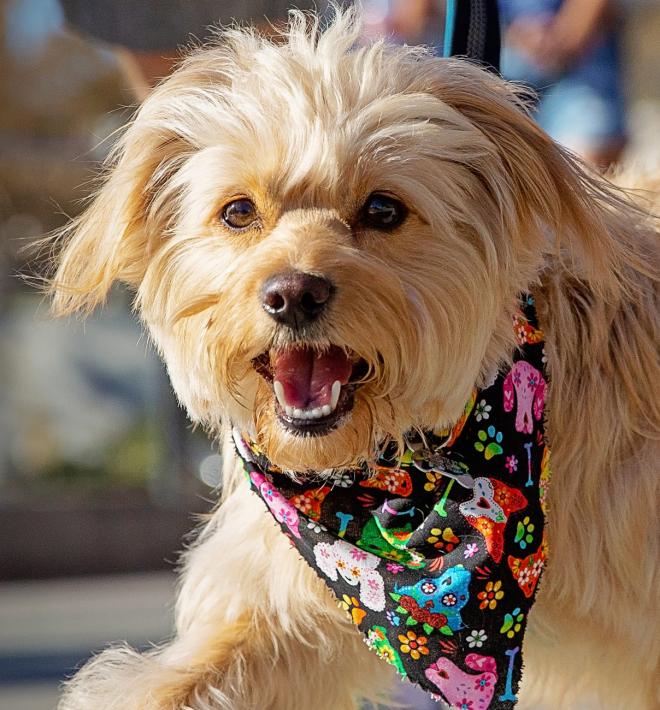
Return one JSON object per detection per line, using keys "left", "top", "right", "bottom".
{"left": 48, "top": 9, "right": 658, "bottom": 709}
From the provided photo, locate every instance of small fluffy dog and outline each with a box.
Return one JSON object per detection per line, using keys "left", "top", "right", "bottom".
{"left": 50, "top": 10, "right": 658, "bottom": 710}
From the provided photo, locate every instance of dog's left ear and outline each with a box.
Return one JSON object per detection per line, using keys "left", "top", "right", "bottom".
{"left": 427, "top": 60, "right": 645, "bottom": 294}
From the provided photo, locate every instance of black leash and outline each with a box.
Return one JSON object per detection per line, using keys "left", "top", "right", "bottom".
{"left": 443, "top": 0, "right": 501, "bottom": 73}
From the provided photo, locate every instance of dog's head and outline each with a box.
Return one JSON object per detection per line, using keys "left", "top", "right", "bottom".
{"left": 49, "top": 10, "right": 614, "bottom": 471}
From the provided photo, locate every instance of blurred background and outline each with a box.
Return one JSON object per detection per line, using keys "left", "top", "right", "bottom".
{"left": 0, "top": 1, "right": 658, "bottom": 708}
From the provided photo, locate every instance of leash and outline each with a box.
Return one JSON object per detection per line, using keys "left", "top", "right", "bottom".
{"left": 443, "top": 0, "right": 501, "bottom": 73}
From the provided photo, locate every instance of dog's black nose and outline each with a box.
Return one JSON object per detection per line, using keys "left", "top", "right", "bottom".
{"left": 261, "top": 271, "right": 333, "bottom": 327}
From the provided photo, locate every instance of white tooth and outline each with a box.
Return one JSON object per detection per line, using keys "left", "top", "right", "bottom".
{"left": 285, "top": 405, "right": 294, "bottom": 417}
{"left": 293, "top": 408, "right": 304, "bottom": 419}
{"left": 321, "top": 404, "right": 332, "bottom": 416}
{"left": 311, "top": 408, "right": 322, "bottom": 419}
{"left": 331, "top": 380, "right": 341, "bottom": 411}
{"left": 273, "top": 381, "right": 286, "bottom": 409}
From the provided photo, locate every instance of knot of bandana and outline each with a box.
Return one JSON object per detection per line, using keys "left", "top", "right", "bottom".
{"left": 234, "top": 295, "right": 550, "bottom": 709}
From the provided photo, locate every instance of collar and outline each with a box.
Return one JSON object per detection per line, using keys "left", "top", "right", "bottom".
{"left": 234, "top": 295, "right": 549, "bottom": 709}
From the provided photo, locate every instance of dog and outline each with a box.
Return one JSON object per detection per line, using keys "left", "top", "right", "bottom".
{"left": 48, "top": 9, "right": 658, "bottom": 710}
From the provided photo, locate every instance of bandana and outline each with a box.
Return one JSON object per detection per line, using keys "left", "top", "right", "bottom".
{"left": 234, "top": 295, "right": 550, "bottom": 709}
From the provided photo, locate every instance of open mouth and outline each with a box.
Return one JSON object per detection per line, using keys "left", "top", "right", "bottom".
{"left": 252, "top": 345, "right": 367, "bottom": 436}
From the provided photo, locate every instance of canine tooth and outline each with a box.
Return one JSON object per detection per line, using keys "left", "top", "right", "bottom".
{"left": 331, "top": 380, "right": 341, "bottom": 411}
{"left": 273, "top": 381, "right": 286, "bottom": 409}
{"left": 285, "top": 405, "right": 294, "bottom": 417}
{"left": 321, "top": 404, "right": 332, "bottom": 416}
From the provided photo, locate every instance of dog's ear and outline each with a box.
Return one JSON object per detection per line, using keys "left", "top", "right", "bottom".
{"left": 48, "top": 46, "right": 241, "bottom": 317}
{"left": 48, "top": 116, "right": 188, "bottom": 316}
{"left": 426, "top": 60, "right": 648, "bottom": 295}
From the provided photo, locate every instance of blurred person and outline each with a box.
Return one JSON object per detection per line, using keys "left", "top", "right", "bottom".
{"left": 500, "top": 0, "right": 627, "bottom": 167}
{"left": 63, "top": 1, "right": 501, "bottom": 99}
{"left": 370, "top": 0, "right": 501, "bottom": 70}
{"left": 60, "top": 0, "right": 334, "bottom": 99}
{"left": 382, "top": 0, "right": 626, "bottom": 168}
{"left": 385, "top": 0, "right": 444, "bottom": 48}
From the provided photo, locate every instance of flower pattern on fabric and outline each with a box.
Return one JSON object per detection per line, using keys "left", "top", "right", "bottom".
{"left": 467, "top": 629, "right": 488, "bottom": 648}
{"left": 236, "top": 296, "right": 549, "bottom": 709}
{"left": 464, "top": 543, "right": 480, "bottom": 559}
{"left": 289, "top": 486, "right": 331, "bottom": 520}
{"left": 475, "top": 399, "right": 492, "bottom": 422}
{"left": 306, "top": 520, "right": 327, "bottom": 533}
{"left": 249, "top": 470, "right": 301, "bottom": 539}
{"left": 399, "top": 630, "right": 430, "bottom": 660}
{"left": 508, "top": 536, "right": 548, "bottom": 598}
{"left": 360, "top": 466, "right": 413, "bottom": 496}
{"left": 478, "top": 580, "right": 505, "bottom": 610}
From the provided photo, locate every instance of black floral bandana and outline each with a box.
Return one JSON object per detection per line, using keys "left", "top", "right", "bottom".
{"left": 234, "top": 296, "right": 550, "bottom": 709}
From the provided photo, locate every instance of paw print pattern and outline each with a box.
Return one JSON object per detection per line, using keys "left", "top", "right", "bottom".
{"left": 514, "top": 517, "right": 535, "bottom": 549}
{"left": 500, "top": 607, "right": 525, "bottom": 638}
{"left": 474, "top": 426, "right": 504, "bottom": 460}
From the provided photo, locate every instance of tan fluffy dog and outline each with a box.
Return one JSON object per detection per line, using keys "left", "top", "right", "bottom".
{"left": 49, "top": 10, "right": 658, "bottom": 710}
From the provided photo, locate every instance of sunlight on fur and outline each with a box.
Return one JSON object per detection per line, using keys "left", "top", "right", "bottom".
{"left": 47, "top": 7, "right": 658, "bottom": 710}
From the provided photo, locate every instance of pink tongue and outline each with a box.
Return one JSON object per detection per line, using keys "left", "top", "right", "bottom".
{"left": 273, "top": 346, "right": 353, "bottom": 409}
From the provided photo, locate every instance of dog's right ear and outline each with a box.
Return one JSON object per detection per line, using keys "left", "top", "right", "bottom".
{"left": 49, "top": 103, "right": 195, "bottom": 317}
{"left": 48, "top": 42, "right": 242, "bottom": 317}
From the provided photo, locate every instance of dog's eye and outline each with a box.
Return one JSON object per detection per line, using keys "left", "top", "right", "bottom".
{"left": 221, "top": 198, "right": 258, "bottom": 229}
{"left": 360, "top": 193, "right": 407, "bottom": 231}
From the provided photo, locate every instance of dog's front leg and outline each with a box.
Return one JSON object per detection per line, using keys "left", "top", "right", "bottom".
{"left": 60, "top": 445, "right": 393, "bottom": 710}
